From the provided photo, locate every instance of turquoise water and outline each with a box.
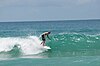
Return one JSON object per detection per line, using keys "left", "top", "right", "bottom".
{"left": 0, "top": 20, "right": 100, "bottom": 66}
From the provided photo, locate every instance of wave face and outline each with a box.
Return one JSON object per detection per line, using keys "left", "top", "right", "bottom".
{"left": 0, "top": 20, "right": 100, "bottom": 58}
{"left": 1, "top": 33, "right": 100, "bottom": 58}
{"left": 50, "top": 33, "right": 100, "bottom": 50}
{"left": 46, "top": 33, "right": 100, "bottom": 57}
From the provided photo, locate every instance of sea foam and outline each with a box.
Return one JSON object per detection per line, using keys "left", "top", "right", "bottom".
{"left": 0, "top": 36, "right": 46, "bottom": 55}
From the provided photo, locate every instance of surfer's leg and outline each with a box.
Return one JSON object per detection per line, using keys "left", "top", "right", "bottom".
{"left": 43, "top": 41, "right": 45, "bottom": 46}
{"left": 41, "top": 41, "right": 45, "bottom": 46}
{"left": 41, "top": 42, "right": 43, "bottom": 45}
{"left": 41, "top": 38, "right": 46, "bottom": 46}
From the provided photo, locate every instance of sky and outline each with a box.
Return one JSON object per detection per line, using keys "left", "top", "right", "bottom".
{"left": 0, "top": 0, "right": 100, "bottom": 21}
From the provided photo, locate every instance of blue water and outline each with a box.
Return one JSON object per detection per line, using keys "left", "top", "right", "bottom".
{"left": 0, "top": 19, "right": 100, "bottom": 66}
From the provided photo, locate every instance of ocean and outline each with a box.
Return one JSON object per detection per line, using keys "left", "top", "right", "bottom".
{"left": 0, "top": 20, "right": 100, "bottom": 66}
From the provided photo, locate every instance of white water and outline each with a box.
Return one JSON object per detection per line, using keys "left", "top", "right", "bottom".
{"left": 0, "top": 36, "right": 47, "bottom": 55}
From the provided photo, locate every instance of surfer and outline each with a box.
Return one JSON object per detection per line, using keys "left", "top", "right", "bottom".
{"left": 40, "top": 32, "right": 51, "bottom": 46}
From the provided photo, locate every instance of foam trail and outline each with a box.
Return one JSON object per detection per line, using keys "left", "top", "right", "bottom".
{"left": 0, "top": 36, "right": 46, "bottom": 55}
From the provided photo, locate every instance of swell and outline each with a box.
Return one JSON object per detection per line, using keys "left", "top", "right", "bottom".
{"left": 48, "top": 33, "right": 100, "bottom": 50}
{"left": 0, "top": 33, "right": 100, "bottom": 58}
{"left": 45, "top": 33, "right": 100, "bottom": 57}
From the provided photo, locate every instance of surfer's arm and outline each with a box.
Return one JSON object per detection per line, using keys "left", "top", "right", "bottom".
{"left": 47, "top": 35, "right": 51, "bottom": 40}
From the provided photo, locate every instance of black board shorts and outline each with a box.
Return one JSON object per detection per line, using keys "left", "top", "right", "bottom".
{"left": 42, "top": 35, "right": 45, "bottom": 41}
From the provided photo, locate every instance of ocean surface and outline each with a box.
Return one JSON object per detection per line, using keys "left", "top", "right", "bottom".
{"left": 0, "top": 20, "right": 100, "bottom": 66}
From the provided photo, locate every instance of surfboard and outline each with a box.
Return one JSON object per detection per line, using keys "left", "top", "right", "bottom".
{"left": 43, "top": 46, "right": 51, "bottom": 49}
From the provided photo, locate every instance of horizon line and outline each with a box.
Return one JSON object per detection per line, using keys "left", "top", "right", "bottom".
{"left": 0, "top": 18, "right": 100, "bottom": 22}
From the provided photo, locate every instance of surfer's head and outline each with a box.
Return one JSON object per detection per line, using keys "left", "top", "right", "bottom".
{"left": 48, "top": 32, "right": 51, "bottom": 34}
